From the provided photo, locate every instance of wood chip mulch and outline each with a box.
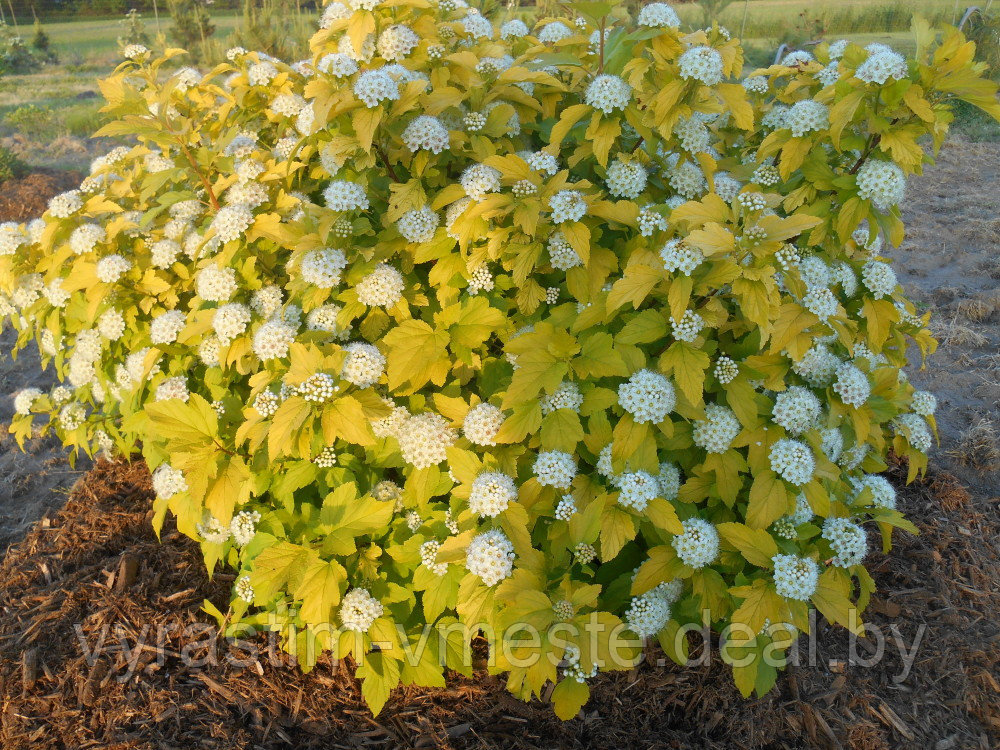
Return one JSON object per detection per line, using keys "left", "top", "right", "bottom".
{"left": 0, "top": 171, "right": 83, "bottom": 224}
{"left": 0, "top": 458, "right": 997, "bottom": 750}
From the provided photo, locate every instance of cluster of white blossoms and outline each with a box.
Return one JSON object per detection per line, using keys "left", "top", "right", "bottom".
{"left": 155, "top": 376, "right": 190, "bottom": 402}
{"left": 547, "top": 232, "right": 583, "bottom": 270}
{"left": 466, "top": 529, "right": 515, "bottom": 586}
{"left": 96, "top": 255, "right": 132, "bottom": 283}
{"left": 540, "top": 381, "right": 584, "bottom": 414}
{"left": 356, "top": 263, "right": 405, "bottom": 307}
{"left": 785, "top": 99, "right": 830, "bottom": 137}
{"left": 713, "top": 355, "right": 739, "bottom": 385}
{"left": 617, "top": 470, "right": 659, "bottom": 512}
{"left": 895, "top": 414, "right": 932, "bottom": 452}
{"left": 617, "top": 369, "right": 676, "bottom": 424}
{"left": 300, "top": 247, "right": 347, "bottom": 288}
{"left": 69, "top": 224, "right": 106, "bottom": 255}
{"left": 833, "top": 362, "right": 871, "bottom": 408}
{"left": 822, "top": 517, "right": 868, "bottom": 567}
{"left": 340, "top": 588, "right": 384, "bottom": 632}
{"left": 252, "top": 320, "right": 297, "bottom": 360}
{"left": 195, "top": 267, "right": 238, "bottom": 302}
{"left": 13, "top": 387, "right": 41, "bottom": 416}
{"left": 605, "top": 158, "right": 647, "bottom": 199}
{"left": 235, "top": 576, "right": 255, "bottom": 603}
{"left": 660, "top": 239, "right": 704, "bottom": 276}
{"left": 794, "top": 343, "right": 840, "bottom": 387}
{"left": 323, "top": 180, "right": 368, "bottom": 212}
{"left": 773, "top": 494, "right": 815, "bottom": 538}
{"left": 855, "top": 46, "right": 907, "bottom": 85}
{"left": 692, "top": 403, "right": 741, "bottom": 453}
{"left": 852, "top": 474, "right": 897, "bottom": 509}
{"left": 624, "top": 589, "right": 671, "bottom": 638}
{"left": 230, "top": 509, "right": 261, "bottom": 546}
{"left": 151, "top": 463, "right": 187, "bottom": 499}
{"left": 150, "top": 310, "right": 187, "bottom": 344}
{"left": 213, "top": 303, "right": 252, "bottom": 342}
{"left": 910, "top": 390, "right": 937, "bottom": 417}
{"left": 548, "top": 190, "right": 588, "bottom": 223}
{"left": 554, "top": 495, "right": 577, "bottom": 521}
{"left": 584, "top": 74, "right": 631, "bottom": 114}
{"left": 533, "top": 450, "right": 577, "bottom": 488}
{"left": 419, "top": 540, "right": 447, "bottom": 576}
{"left": 299, "top": 373, "right": 338, "bottom": 402}
{"left": 340, "top": 342, "right": 385, "bottom": 387}
{"left": 672, "top": 518, "right": 720, "bottom": 568}
{"left": 657, "top": 462, "right": 681, "bottom": 500}
{"left": 861, "top": 260, "right": 897, "bottom": 299}
{"left": 197, "top": 516, "right": 231, "bottom": 544}
{"left": 769, "top": 439, "right": 815, "bottom": 486}
{"left": 396, "top": 412, "right": 456, "bottom": 468}
{"left": 678, "top": 46, "right": 724, "bottom": 85}
{"left": 856, "top": 159, "right": 906, "bottom": 212}
{"left": 353, "top": 69, "right": 400, "bottom": 107}
{"left": 461, "top": 164, "right": 502, "bottom": 201}
{"left": 402, "top": 115, "right": 450, "bottom": 153}
{"left": 211, "top": 204, "right": 254, "bottom": 243}
{"left": 671, "top": 310, "right": 703, "bottom": 342}
{"left": 772, "top": 554, "right": 820, "bottom": 600}
{"left": 468, "top": 471, "right": 518, "bottom": 518}
{"left": 537, "top": 20, "right": 572, "bottom": 44}
{"left": 397, "top": 205, "right": 440, "bottom": 243}
{"left": 772, "top": 386, "right": 821, "bottom": 435}
{"left": 462, "top": 403, "right": 504, "bottom": 445}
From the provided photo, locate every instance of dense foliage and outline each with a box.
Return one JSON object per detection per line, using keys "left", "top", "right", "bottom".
{"left": 2, "top": 0, "right": 998, "bottom": 717}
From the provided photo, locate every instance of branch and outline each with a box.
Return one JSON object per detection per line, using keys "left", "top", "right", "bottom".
{"left": 376, "top": 143, "right": 401, "bottom": 183}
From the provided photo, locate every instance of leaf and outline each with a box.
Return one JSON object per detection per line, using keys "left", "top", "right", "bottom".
{"left": 550, "top": 104, "right": 591, "bottom": 147}
{"left": 631, "top": 544, "right": 685, "bottom": 595}
{"left": 540, "top": 408, "right": 583, "bottom": 452}
{"left": 356, "top": 651, "right": 401, "bottom": 715}
{"left": 716, "top": 83, "right": 754, "bottom": 129}
{"left": 551, "top": 677, "right": 590, "bottom": 720}
{"left": 600, "top": 505, "right": 636, "bottom": 560}
{"left": 320, "top": 484, "right": 394, "bottom": 555}
{"left": 294, "top": 558, "right": 345, "bottom": 625}
{"left": 250, "top": 542, "right": 312, "bottom": 601}
{"left": 746, "top": 470, "right": 790, "bottom": 530}
{"left": 717, "top": 523, "right": 778, "bottom": 568}
{"left": 268, "top": 396, "right": 311, "bottom": 462}
{"left": 659, "top": 341, "right": 709, "bottom": 406}
{"left": 729, "top": 579, "right": 785, "bottom": 644}
{"left": 607, "top": 263, "right": 663, "bottom": 310}
{"left": 645, "top": 497, "right": 683, "bottom": 534}
{"left": 812, "top": 568, "right": 863, "bottom": 635}
{"left": 383, "top": 319, "right": 450, "bottom": 392}
{"left": 573, "top": 332, "right": 628, "bottom": 379}
{"left": 449, "top": 297, "right": 506, "bottom": 349}
{"left": 617, "top": 309, "right": 668, "bottom": 345}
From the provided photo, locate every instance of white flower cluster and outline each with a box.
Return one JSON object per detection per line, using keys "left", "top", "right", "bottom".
{"left": 69, "top": 223, "right": 106, "bottom": 254}
{"left": 299, "top": 372, "right": 338, "bottom": 402}
{"left": 678, "top": 46, "right": 724, "bottom": 85}
{"left": 657, "top": 462, "right": 681, "bottom": 500}
{"left": 693, "top": 403, "right": 741, "bottom": 453}
{"left": 617, "top": 369, "right": 676, "bottom": 424}
{"left": 541, "top": 381, "right": 583, "bottom": 414}
{"left": 554, "top": 495, "right": 577, "bottom": 521}
{"left": 469, "top": 471, "right": 518, "bottom": 517}
{"left": 353, "top": 68, "right": 400, "bottom": 107}
{"left": 672, "top": 518, "right": 719, "bottom": 568}
{"left": 617, "top": 470, "right": 659, "bottom": 512}
{"left": 197, "top": 516, "right": 231, "bottom": 544}
{"left": 802, "top": 286, "right": 839, "bottom": 321}
{"left": 397, "top": 412, "right": 457, "bottom": 468}
{"left": 377, "top": 24, "right": 419, "bottom": 61}
{"left": 155, "top": 376, "right": 189, "bottom": 402}
{"left": 235, "top": 576, "right": 254, "bottom": 603}
{"left": 772, "top": 386, "right": 821, "bottom": 435}
{"left": 461, "top": 164, "right": 502, "bottom": 201}
{"left": 466, "top": 529, "right": 515, "bottom": 586}
{"left": 196, "top": 266, "right": 238, "bottom": 302}
{"left": 230, "top": 509, "right": 261, "bottom": 546}
{"left": 769, "top": 438, "right": 815, "bottom": 485}
{"left": 547, "top": 232, "right": 583, "bottom": 270}
{"left": 714, "top": 356, "right": 739, "bottom": 384}
{"left": 605, "top": 158, "right": 647, "bottom": 198}
{"left": 300, "top": 247, "right": 347, "bottom": 288}
{"left": 462, "top": 403, "right": 504, "bottom": 445}
{"left": 671, "top": 310, "right": 703, "bottom": 342}
{"left": 856, "top": 48, "right": 907, "bottom": 85}
{"left": 584, "top": 74, "right": 631, "bottom": 114}
{"left": 794, "top": 343, "right": 840, "bottom": 387}
{"left": 833, "top": 362, "right": 871, "bottom": 408}
{"left": 895, "top": 413, "right": 933, "bottom": 453}
{"left": 861, "top": 260, "right": 897, "bottom": 299}
{"left": 548, "top": 190, "right": 587, "bottom": 223}
{"left": 856, "top": 159, "right": 906, "bottom": 212}
{"left": 398, "top": 205, "right": 440, "bottom": 243}
{"left": 772, "top": 554, "right": 819, "bottom": 600}
{"left": 356, "top": 263, "right": 405, "bottom": 307}
{"left": 638, "top": 2, "right": 681, "bottom": 27}
{"left": 538, "top": 21, "right": 572, "bottom": 44}
{"left": 533, "top": 450, "right": 577, "bottom": 488}
{"left": 341, "top": 342, "right": 385, "bottom": 387}
{"left": 852, "top": 473, "right": 897, "bottom": 509}
{"left": 786, "top": 100, "right": 829, "bottom": 137}
{"left": 252, "top": 320, "right": 296, "bottom": 360}
{"left": 910, "top": 390, "right": 936, "bottom": 417}
{"left": 823, "top": 517, "right": 867, "bottom": 567}
{"left": 152, "top": 463, "right": 187, "bottom": 499}
{"left": 323, "top": 180, "right": 368, "bottom": 211}
{"left": 13, "top": 387, "right": 41, "bottom": 416}
{"left": 420, "top": 540, "right": 447, "bottom": 576}
{"left": 660, "top": 239, "right": 704, "bottom": 276}
{"left": 340, "top": 588, "right": 383, "bottom": 632}
{"left": 625, "top": 590, "right": 670, "bottom": 638}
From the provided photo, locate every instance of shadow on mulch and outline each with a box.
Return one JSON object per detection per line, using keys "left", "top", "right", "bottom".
{"left": 0, "top": 459, "right": 997, "bottom": 750}
{"left": 0, "top": 171, "right": 83, "bottom": 224}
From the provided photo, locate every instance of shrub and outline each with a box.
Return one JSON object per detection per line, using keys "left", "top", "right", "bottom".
{"left": 1, "top": 1, "right": 998, "bottom": 718}
{"left": 0, "top": 22, "right": 45, "bottom": 76}
{"left": 0, "top": 144, "right": 25, "bottom": 181}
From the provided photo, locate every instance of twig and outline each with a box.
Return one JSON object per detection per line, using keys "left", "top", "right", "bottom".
{"left": 375, "top": 144, "right": 400, "bottom": 182}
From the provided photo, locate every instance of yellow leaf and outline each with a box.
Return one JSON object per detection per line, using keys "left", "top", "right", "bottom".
{"left": 746, "top": 470, "right": 790, "bottom": 529}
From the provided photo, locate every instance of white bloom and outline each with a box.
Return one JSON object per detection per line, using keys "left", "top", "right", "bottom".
{"left": 617, "top": 470, "right": 659, "bottom": 512}
{"left": 672, "top": 518, "right": 719, "bottom": 568}
{"left": 323, "top": 180, "right": 368, "bottom": 211}
{"left": 833, "top": 362, "right": 871, "bottom": 408}
{"left": 693, "top": 403, "right": 741, "bottom": 453}
{"left": 772, "top": 386, "right": 821, "bottom": 435}
{"left": 196, "top": 266, "right": 238, "bottom": 302}
{"left": 69, "top": 223, "right": 105, "bottom": 255}
{"left": 48, "top": 190, "right": 83, "bottom": 218}
{"left": 353, "top": 68, "right": 400, "bottom": 108}
{"left": 856, "top": 159, "right": 905, "bottom": 212}
{"left": 461, "top": 164, "right": 502, "bottom": 201}
{"left": 377, "top": 24, "right": 419, "bottom": 61}
{"left": 462, "top": 403, "right": 505, "bottom": 445}
{"left": 625, "top": 591, "right": 670, "bottom": 638}
{"left": 540, "top": 381, "right": 583, "bottom": 415}
{"left": 678, "top": 46, "right": 724, "bottom": 85}
{"left": 861, "top": 260, "right": 897, "bottom": 299}
{"left": 317, "top": 52, "right": 358, "bottom": 77}
{"left": 618, "top": 370, "right": 676, "bottom": 424}
{"left": 894, "top": 413, "right": 933, "bottom": 453}
{"left": 397, "top": 412, "right": 457, "bottom": 468}
{"left": 397, "top": 206, "right": 440, "bottom": 243}
{"left": 660, "top": 239, "right": 704, "bottom": 275}
{"left": 469, "top": 471, "right": 518, "bottom": 517}
{"left": 356, "top": 263, "right": 405, "bottom": 307}
{"left": 300, "top": 247, "right": 347, "bottom": 288}
{"left": 533, "top": 450, "right": 577, "bottom": 488}
{"left": 584, "top": 74, "right": 631, "bottom": 114}
{"left": 420, "top": 540, "right": 448, "bottom": 576}
{"left": 252, "top": 320, "right": 296, "bottom": 360}
{"left": 152, "top": 463, "right": 188, "bottom": 499}
{"left": 230, "top": 509, "right": 261, "bottom": 546}
{"left": 772, "top": 554, "right": 819, "bottom": 600}
{"left": 466, "top": 529, "right": 515, "bottom": 586}
{"left": 606, "top": 158, "right": 647, "bottom": 199}
{"left": 638, "top": 3, "right": 681, "bottom": 27}
{"left": 785, "top": 99, "right": 829, "bottom": 137}
{"left": 98, "top": 308, "right": 126, "bottom": 340}
{"left": 500, "top": 19, "right": 529, "bottom": 39}
{"left": 671, "top": 310, "right": 703, "bottom": 342}
{"left": 150, "top": 310, "right": 186, "bottom": 344}
{"left": 537, "top": 21, "right": 572, "bottom": 43}
{"left": 910, "top": 390, "right": 936, "bottom": 417}
{"left": 402, "top": 115, "right": 450, "bottom": 153}
{"left": 856, "top": 48, "right": 907, "bottom": 85}
{"left": 340, "top": 588, "right": 383, "bottom": 632}
{"left": 657, "top": 462, "right": 681, "bottom": 500}
{"left": 769, "top": 438, "right": 815, "bottom": 485}
{"left": 13, "top": 387, "right": 41, "bottom": 416}
{"left": 549, "top": 190, "right": 587, "bottom": 223}
{"left": 340, "top": 341, "right": 385, "bottom": 387}
{"left": 155, "top": 376, "right": 189, "bottom": 402}
{"left": 547, "top": 232, "right": 583, "bottom": 270}
{"left": 461, "top": 11, "right": 493, "bottom": 39}
{"left": 823, "top": 517, "right": 867, "bottom": 567}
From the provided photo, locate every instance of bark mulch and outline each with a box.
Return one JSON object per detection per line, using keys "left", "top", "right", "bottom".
{"left": 0, "top": 171, "right": 83, "bottom": 224}
{"left": 0, "top": 458, "right": 997, "bottom": 749}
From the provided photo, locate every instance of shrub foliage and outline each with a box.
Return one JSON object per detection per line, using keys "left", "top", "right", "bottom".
{"left": 1, "top": 0, "right": 998, "bottom": 717}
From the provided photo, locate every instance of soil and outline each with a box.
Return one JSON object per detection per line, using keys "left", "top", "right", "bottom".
{"left": 0, "top": 170, "right": 82, "bottom": 224}
{"left": 0, "top": 140, "right": 997, "bottom": 748}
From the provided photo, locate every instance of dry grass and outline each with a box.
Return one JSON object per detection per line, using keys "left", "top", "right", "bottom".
{"left": 930, "top": 317, "right": 990, "bottom": 348}
{"left": 949, "top": 418, "right": 1000, "bottom": 472}
{"left": 957, "top": 298, "right": 997, "bottom": 324}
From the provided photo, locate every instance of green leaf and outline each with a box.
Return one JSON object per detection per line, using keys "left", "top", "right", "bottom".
{"left": 356, "top": 651, "right": 401, "bottom": 715}
{"left": 320, "top": 484, "right": 395, "bottom": 555}
{"left": 540, "top": 408, "right": 584, "bottom": 452}
{"left": 573, "top": 332, "right": 628, "bottom": 379}
{"left": 294, "top": 558, "right": 345, "bottom": 625}
{"left": 659, "top": 341, "right": 709, "bottom": 406}
{"left": 250, "top": 542, "right": 312, "bottom": 601}
{"left": 383, "top": 319, "right": 450, "bottom": 392}
{"left": 717, "top": 523, "right": 778, "bottom": 568}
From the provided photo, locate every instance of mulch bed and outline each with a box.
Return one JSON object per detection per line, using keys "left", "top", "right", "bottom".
{"left": 0, "top": 459, "right": 997, "bottom": 749}
{"left": 0, "top": 171, "right": 82, "bottom": 223}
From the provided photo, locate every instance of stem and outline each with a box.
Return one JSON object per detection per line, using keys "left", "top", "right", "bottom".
{"left": 598, "top": 16, "right": 606, "bottom": 75}
{"left": 180, "top": 139, "right": 220, "bottom": 210}
{"left": 376, "top": 144, "right": 400, "bottom": 182}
